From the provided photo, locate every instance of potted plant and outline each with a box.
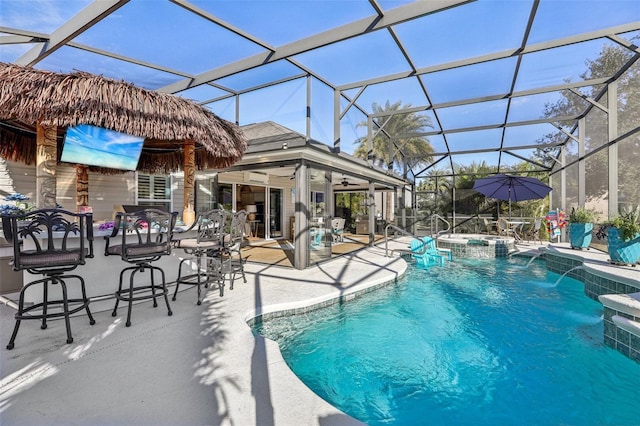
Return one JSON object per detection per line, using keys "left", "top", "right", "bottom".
{"left": 568, "top": 206, "right": 597, "bottom": 249}
{"left": 596, "top": 206, "right": 640, "bottom": 265}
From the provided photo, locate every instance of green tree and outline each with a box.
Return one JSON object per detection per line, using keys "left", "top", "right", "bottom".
{"left": 353, "top": 100, "right": 435, "bottom": 221}
{"left": 354, "top": 101, "right": 434, "bottom": 171}
{"left": 536, "top": 38, "right": 640, "bottom": 207}
{"left": 335, "top": 192, "right": 365, "bottom": 232}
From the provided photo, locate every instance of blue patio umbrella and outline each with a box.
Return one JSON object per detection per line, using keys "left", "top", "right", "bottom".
{"left": 473, "top": 174, "right": 552, "bottom": 218}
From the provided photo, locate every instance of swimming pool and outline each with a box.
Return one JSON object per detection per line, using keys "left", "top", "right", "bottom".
{"left": 253, "top": 258, "right": 640, "bottom": 425}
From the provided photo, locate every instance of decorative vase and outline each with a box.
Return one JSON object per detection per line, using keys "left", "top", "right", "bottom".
{"left": 606, "top": 227, "right": 640, "bottom": 265}
{"left": 568, "top": 223, "right": 593, "bottom": 249}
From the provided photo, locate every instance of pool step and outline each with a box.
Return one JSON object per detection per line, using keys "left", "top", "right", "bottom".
{"left": 612, "top": 314, "right": 640, "bottom": 336}
{"left": 599, "top": 292, "right": 640, "bottom": 361}
{"left": 599, "top": 292, "right": 640, "bottom": 318}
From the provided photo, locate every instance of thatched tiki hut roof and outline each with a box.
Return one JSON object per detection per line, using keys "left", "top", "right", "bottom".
{"left": 0, "top": 62, "right": 247, "bottom": 174}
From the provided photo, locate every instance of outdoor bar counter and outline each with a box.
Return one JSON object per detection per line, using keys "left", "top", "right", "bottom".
{"left": 12, "top": 224, "right": 195, "bottom": 305}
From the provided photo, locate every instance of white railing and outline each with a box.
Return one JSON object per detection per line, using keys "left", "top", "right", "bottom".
{"left": 430, "top": 214, "right": 451, "bottom": 237}
{"left": 383, "top": 223, "right": 418, "bottom": 258}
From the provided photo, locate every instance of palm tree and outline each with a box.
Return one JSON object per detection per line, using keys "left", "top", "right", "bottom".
{"left": 353, "top": 100, "right": 434, "bottom": 221}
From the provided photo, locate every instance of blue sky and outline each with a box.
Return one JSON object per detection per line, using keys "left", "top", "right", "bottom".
{"left": 1, "top": 0, "right": 638, "bottom": 173}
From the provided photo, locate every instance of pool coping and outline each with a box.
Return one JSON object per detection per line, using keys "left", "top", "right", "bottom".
{"left": 539, "top": 244, "right": 640, "bottom": 291}
{"left": 245, "top": 262, "right": 407, "bottom": 326}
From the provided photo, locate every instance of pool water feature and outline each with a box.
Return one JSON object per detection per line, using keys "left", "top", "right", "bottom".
{"left": 437, "top": 233, "right": 516, "bottom": 258}
{"left": 253, "top": 258, "right": 640, "bottom": 425}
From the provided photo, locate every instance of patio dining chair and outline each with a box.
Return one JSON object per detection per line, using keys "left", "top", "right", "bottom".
{"left": 172, "top": 209, "right": 228, "bottom": 305}
{"left": 482, "top": 217, "right": 497, "bottom": 235}
{"left": 104, "top": 208, "right": 177, "bottom": 327}
{"left": 1, "top": 209, "right": 95, "bottom": 349}
{"left": 525, "top": 218, "right": 543, "bottom": 244}
{"left": 496, "top": 218, "right": 514, "bottom": 237}
{"left": 331, "top": 217, "right": 345, "bottom": 242}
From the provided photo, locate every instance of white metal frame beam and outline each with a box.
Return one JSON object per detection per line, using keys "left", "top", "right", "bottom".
{"left": 15, "top": 0, "right": 129, "bottom": 66}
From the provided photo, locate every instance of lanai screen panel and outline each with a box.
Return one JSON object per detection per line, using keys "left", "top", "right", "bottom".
{"left": 0, "top": 0, "right": 638, "bottom": 182}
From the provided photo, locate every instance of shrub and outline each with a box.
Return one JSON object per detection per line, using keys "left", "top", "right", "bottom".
{"left": 568, "top": 206, "right": 597, "bottom": 224}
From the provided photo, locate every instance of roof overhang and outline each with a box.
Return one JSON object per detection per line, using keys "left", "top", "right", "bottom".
{"left": 227, "top": 145, "right": 408, "bottom": 189}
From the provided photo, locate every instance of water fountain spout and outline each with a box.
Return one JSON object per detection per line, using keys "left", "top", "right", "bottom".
{"left": 553, "top": 266, "right": 586, "bottom": 287}
{"left": 525, "top": 252, "right": 544, "bottom": 268}
{"left": 514, "top": 251, "right": 545, "bottom": 269}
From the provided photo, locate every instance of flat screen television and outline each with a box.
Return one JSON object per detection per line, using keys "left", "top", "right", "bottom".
{"left": 61, "top": 124, "right": 144, "bottom": 171}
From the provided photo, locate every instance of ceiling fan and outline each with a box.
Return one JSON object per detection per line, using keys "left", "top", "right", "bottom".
{"left": 340, "top": 177, "right": 358, "bottom": 187}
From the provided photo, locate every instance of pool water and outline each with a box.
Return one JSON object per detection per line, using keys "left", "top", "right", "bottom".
{"left": 253, "top": 258, "right": 640, "bottom": 425}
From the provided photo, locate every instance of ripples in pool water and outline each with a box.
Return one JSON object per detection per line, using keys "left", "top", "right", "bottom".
{"left": 253, "top": 257, "right": 640, "bottom": 426}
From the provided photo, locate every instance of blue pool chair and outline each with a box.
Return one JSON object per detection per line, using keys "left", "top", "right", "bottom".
{"left": 410, "top": 238, "right": 444, "bottom": 267}
{"left": 422, "top": 236, "right": 450, "bottom": 264}
{"left": 427, "top": 237, "right": 453, "bottom": 261}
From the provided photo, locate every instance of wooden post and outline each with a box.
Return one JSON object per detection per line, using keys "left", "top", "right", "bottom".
{"left": 183, "top": 139, "right": 196, "bottom": 226}
{"left": 36, "top": 122, "right": 57, "bottom": 208}
{"left": 76, "top": 165, "right": 89, "bottom": 210}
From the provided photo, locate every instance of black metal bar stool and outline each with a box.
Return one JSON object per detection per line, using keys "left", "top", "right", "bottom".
{"left": 223, "top": 209, "right": 248, "bottom": 290}
{"left": 172, "top": 209, "right": 228, "bottom": 305}
{"left": 1, "top": 209, "right": 95, "bottom": 350}
{"left": 104, "top": 208, "right": 177, "bottom": 327}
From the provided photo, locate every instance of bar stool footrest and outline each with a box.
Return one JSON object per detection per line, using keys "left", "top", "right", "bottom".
{"left": 16, "top": 298, "right": 92, "bottom": 321}
{"left": 115, "top": 285, "right": 169, "bottom": 302}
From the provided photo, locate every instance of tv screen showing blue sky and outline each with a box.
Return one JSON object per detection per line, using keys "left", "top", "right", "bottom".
{"left": 61, "top": 124, "right": 144, "bottom": 171}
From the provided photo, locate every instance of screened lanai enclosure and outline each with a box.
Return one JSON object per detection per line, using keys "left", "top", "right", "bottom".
{"left": 1, "top": 0, "right": 639, "bottom": 258}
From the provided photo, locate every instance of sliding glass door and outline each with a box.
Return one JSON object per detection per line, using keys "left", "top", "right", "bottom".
{"left": 268, "top": 188, "right": 283, "bottom": 239}
{"left": 308, "top": 167, "right": 331, "bottom": 263}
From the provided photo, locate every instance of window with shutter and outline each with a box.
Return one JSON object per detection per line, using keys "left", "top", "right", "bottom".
{"left": 137, "top": 174, "right": 171, "bottom": 211}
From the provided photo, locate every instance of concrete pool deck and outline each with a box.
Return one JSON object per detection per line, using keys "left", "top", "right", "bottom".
{"left": 2, "top": 237, "right": 639, "bottom": 425}
{"left": 0, "top": 238, "right": 410, "bottom": 426}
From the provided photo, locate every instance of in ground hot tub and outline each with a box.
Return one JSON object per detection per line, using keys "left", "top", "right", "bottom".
{"left": 437, "top": 233, "right": 516, "bottom": 258}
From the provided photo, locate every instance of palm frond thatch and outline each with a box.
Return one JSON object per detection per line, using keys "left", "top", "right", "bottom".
{"left": 0, "top": 62, "right": 247, "bottom": 173}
